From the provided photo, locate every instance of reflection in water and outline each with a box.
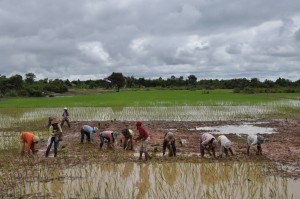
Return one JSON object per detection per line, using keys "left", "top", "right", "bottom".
{"left": 121, "top": 162, "right": 134, "bottom": 179}
{"left": 16, "top": 162, "right": 299, "bottom": 199}
{"left": 136, "top": 164, "right": 150, "bottom": 199}
{"left": 162, "top": 163, "right": 177, "bottom": 187}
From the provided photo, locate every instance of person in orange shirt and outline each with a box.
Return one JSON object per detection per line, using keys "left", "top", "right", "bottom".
{"left": 20, "top": 132, "right": 40, "bottom": 155}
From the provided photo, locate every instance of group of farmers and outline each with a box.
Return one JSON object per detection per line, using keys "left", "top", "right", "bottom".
{"left": 20, "top": 108, "right": 265, "bottom": 160}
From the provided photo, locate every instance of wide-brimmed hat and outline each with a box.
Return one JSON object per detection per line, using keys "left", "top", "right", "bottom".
{"left": 33, "top": 135, "right": 40, "bottom": 143}
{"left": 64, "top": 107, "right": 68, "bottom": 110}
{"left": 113, "top": 131, "right": 118, "bottom": 139}
{"left": 165, "top": 132, "right": 175, "bottom": 142}
{"left": 257, "top": 135, "right": 265, "bottom": 144}
{"left": 224, "top": 141, "right": 231, "bottom": 149}
{"left": 51, "top": 118, "right": 59, "bottom": 124}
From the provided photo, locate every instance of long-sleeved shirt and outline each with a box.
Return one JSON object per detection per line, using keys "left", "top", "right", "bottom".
{"left": 21, "top": 132, "right": 35, "bottom": 154}
{"left": 247, "top": 135, "right": 258, "bottom": 146}
{"left": 218, "top": 135, "right": 232, "bottom": 155}
{"left": 100, "top": 131, "right": 113, "bottom": 142}
{"left": 49, "top": 124, "right": 63, "bottom": 137}
{"left": 164, "top": 132, "right": 175, "bottom": 142}
{"left": 200, "top": 133, "right": 216, "bottom": 148}
{"left": 62, "top": 111, "right": 69, "bottom": 119}
{"left": 122, "top": 128, "right": 134, "bottom": 138}
{"left": 136, "top": 126, "right": 149, "bottom": 140}
{"left": 82, "top": 125, "right": 95, "bottom": 139}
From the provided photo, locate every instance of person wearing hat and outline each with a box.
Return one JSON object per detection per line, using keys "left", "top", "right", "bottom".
{"left": 45, "top": 118, "right": 63, "bottom": 157}
{"left": 162, "top": 132, "right": 176, "bottom": 157}
{"left": 217, "top": 135, "right": 234, "bottom": 158}
{"left": 99, "top": 130, "right": 118, "bottom": 150}
{"left": 20, "top": 132, "right": 39, "bottom": 155}
{"left": 61, "top": 107, "right": 70, "bottom": 128}
{"left": 80, "top": 125, "right": 98, "bottom": 143}
{"left": 200, "top": 133, "right": 217, "bottom": 158}
{"left": 134, "top": 121, "right": 150, "bottom": 161}
{"left": 121, "top": 125, "right": 134, "bottom": 150}
{"left": 247, "top": 134, "right": 265, "bottom": 155}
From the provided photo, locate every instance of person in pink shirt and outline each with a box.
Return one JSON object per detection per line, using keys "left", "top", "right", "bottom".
{"left": 200, "top": 133, "right": 218, "bottom": 158}
{"left": 134, "top": 121, "right": 150, "bottom": 161}
{"left": 99, "top": 131, "right": 118, "bottom": 150}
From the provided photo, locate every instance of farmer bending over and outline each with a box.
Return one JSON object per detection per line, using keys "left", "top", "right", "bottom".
{"left": 134, "top": 121, "right": 150, "bottom": 161}
{"left": 20, "top": 132, "right": 39, "bottom": 156}
{"left": 247, "top": 134, "right": 265, "bottom": 155}
{"left": 217, "top": 135, "right": 234, "bottom": 157}
{"left": 200, "top": 133, "right": 217, "bottom": 158}
{"left": 45, "top": 118, "right": 63, "bottom": 157}
{"left": 121, "top": 126, "right": 134, "bottom": 150}
{"left": 80, "top": 125, "right": 98, "bottom": 144}
{"left": 99, "top": 131, "right": 118, "bottom": 149}
{"left": 162, "top": 132, "right": 176, "bottom": 157}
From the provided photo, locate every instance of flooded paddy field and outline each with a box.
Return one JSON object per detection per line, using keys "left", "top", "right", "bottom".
{"left": 7, "top": 162, "right": 300, "bottom": 198}
{"left": 0, "top": 103, "right": 300, "bottom": 198}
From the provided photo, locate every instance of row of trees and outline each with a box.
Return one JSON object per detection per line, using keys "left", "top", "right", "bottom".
{"left": 0, "top": 72, "right": 300, "bottom": 97}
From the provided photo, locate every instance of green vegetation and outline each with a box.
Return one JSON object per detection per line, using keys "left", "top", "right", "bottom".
{"left": 1, "top": 89, "right": 300, "bottom": 108}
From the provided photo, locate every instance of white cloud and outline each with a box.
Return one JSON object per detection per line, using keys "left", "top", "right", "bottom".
{"left": 78, "top": 41, "right": 111, "bottom": 64}
{"left": 0, "top": 0, "right": 300, "bottom": 80}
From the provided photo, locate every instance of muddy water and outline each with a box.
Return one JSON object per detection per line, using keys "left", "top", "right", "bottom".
{"left": 14, "top": 162, "right": 300, "bottom": 199}
{"left": 195, "top": 124, "right": 277, "bottom": 135}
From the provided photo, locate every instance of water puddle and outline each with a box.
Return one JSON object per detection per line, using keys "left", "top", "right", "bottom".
{"left": 193, "top": 124, "right": 277, "bottom": 135}
{"left": 10, "top": 162, "right": 300, "bottom": 198}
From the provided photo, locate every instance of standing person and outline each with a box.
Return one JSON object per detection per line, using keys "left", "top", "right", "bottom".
{"left": 61, "top": 107, "right": 70, "bottom": 128}
{"left": 162, "top": 132, "right": 176, "bottom": 157}
{"left": 217, "top": 135, "right": 234, "bottom": 157}
{"left": 200, "top": 133, "right": 217, "bottom": 158}
{"left": 80, "top": 125, "right": 98, "bottom": 144}
{"left": 134, "top": 121, "right": 150, "bottom": 161}
{"left": 247, "top": 134, "right": 265, "bottom": 155}
{"left": 20, "top": 132, "right": 39, "bottom": 155}
{"left": 99, "top": 131, "right": 118, "bottom": 150}
{"left": 45, "top": 118, "right": 63, "bottom": 157}
{"left": 121, "top": 125, "right": 134, "bottom": 150}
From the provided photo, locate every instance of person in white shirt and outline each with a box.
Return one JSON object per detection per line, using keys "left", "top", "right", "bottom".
{"left": 247, "top": 134, "right": 265, "bottom": 155}
{"left": 217, "top": 135, "right": 234, "bottom": 157}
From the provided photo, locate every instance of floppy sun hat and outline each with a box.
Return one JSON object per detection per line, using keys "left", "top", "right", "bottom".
{"left": 51, "top": 118, "right": 59, "bottom": 124}
{"left": 113, "top": 131, "right": 118, "bottom": 139}
{"left": 33, "top": 135, "right": 40, "bottom": 143}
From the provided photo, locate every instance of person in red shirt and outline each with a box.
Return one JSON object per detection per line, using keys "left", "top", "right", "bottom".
{"left": 134, "top": 121, "right": 150, "bottom": 161}
{"left": 20, "top": 132, "right": 40, "bottom": 155}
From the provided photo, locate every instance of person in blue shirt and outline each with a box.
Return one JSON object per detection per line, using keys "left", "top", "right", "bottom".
{"left": 80, "top": 125, "right": 98, "bottom": 144}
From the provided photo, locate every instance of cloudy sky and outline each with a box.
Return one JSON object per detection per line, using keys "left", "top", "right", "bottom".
{"left": 0, "top": 0, "right": 300, "bottom": 81}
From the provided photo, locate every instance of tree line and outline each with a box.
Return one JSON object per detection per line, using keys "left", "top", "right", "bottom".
{"left": 0, "top": 72, "right": 299, "bottom": 97}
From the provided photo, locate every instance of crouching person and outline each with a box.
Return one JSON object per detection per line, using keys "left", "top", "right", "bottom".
{"left": 99, "top": 131, "right": 118, "bottom": 150}
{"left": 217, "top": 135, "right": 234, "bottom": 157}
{"left": 121, "top": 127, "right": 134, "bottom": 150}
{"left": 80, "top": 125, "right": 98, "bottom": 144}
{"left": 162, "top": 132, "right": 176, "bottom": 157}
{"left": 200, "top": 133, "right": 217, "bottom": 158}
{"left": 20, "top": 132, "right": 39, "bottom": 156}
{"left": 45, "top": 118, "right": 63, "bottom": 157}
{"left": 247, "top": 134, "right": 265, "bottom": 156}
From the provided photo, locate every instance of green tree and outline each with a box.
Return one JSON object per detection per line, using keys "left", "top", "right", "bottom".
{"left": 107, "top": 72, "right": 126, "bottom": 92}
{"left": 25, "top": 73, "right": 36, "bottom": 84}
{"left": 187, "top": 75, "right": 197, "bottom": 86}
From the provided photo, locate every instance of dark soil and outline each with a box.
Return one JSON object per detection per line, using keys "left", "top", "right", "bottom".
{"left": 35, "top": 118, "right": 300, "bottom": 178}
